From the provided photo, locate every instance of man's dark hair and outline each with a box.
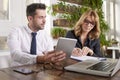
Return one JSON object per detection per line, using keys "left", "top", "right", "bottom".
{"left": 26, "top": 3, "right": 46, "bottom": 17}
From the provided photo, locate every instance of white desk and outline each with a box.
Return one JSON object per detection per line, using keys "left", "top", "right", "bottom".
{"left": 107, "top": 46, "right": 120, "bottom": 59}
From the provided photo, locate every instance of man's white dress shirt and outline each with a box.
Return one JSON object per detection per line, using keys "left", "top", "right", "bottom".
{"left": 7, "top": 25, "right": 53, "bottom": 67}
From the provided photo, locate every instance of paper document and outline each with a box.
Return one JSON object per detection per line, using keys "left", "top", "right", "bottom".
{"left": 70, "top": 56, "right": 106, "bottom": 61}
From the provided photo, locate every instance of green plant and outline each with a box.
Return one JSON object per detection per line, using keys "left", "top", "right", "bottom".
{"left": 51, "top": 27, "right": 67, "bottom": 39}
{"left": 47, "top": 1, "right": 66, "bottom": 16}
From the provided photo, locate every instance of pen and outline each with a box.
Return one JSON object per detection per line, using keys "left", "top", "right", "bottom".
{"left": 98, "top": 58, "right": 107, "bottom": 61}
{"left": 93, "top": 53, "right": 107, "bottom": 61}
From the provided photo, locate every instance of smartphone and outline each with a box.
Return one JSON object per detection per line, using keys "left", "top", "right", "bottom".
{"left": 13, "top": 68, "right": 34, "bottom": 75}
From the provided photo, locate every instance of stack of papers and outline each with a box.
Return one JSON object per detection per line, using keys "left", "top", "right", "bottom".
{"left": 70, "top": 56, "right": 106, "bottom": 61}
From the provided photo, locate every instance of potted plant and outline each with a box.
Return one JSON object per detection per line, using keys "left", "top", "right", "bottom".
{"left": 53, "top": 18, "right": 70, "bottom": 27}
{"left": 108, "top": 39, "right": 119, "bottom": 46}
{"left": 51, "top": 27, "right": 67, "bottom": 39}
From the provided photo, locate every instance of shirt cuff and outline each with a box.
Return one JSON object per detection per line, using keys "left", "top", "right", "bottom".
{"left": 31, "top": 55, "right": 37, "bottom": 64}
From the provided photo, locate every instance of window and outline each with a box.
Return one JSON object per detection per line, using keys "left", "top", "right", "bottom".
{"left": 103, "top": 0, "right": 116, "bottom": 40}
{"left": 0, "top": 0, "right": 9, "bottom": 20}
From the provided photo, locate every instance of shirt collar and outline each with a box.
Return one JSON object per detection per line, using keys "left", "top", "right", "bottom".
{"left": 24, "top": 24, "right": 33, "bottom": 34}
{"left": 24, "top": 24, "right": 45, "bottom": 34}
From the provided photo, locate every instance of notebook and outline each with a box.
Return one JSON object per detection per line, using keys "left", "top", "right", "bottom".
{"left": 64, "top": 57, "right": 120, "bottom": 77}
{"left": 55, "top": 37, "right": 77, "bottom": 58}
{"left": 70, "top": 55, "right": 107, "bottom": 61}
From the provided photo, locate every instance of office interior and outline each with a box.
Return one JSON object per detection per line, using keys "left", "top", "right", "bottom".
{"left": 0, "top": 0, "right": 120, "bottom": 68}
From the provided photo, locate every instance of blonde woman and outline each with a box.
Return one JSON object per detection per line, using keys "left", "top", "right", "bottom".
{"left": 66, "top": 9, "right": 102, "bottom": 57}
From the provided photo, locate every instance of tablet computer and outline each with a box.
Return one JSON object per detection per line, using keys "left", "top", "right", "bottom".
{"left": 55, "top": 37, "right": 77, "bottom": 58}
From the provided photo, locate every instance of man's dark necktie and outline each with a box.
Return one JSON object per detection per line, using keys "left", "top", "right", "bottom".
{"left": 30, "top": 32, "right": 37, "bottom": 55}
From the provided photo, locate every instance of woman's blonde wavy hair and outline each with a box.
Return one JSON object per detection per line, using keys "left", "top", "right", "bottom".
{"left": 74, "top": 9, "right": 101, "bottom": 39}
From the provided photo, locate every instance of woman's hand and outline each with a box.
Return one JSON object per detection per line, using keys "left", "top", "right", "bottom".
{"left": 71, "top": 47, "right": 94, "bottom": 57}
{"left": 72, "top": 48, "right": 83, "bottom": 56}
{"left": 81, "top": 47, "right": 94, "bottom": 56}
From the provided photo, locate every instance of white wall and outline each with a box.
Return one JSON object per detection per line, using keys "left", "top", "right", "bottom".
{"left": 0, "top": 0, "right": 26, "bottom": 36}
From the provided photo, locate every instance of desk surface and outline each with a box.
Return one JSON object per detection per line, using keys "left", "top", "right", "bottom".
{"left": 0, "top": 59, "right": 120, "bottom": 80}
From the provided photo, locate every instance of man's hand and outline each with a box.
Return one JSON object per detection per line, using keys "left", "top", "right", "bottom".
{"left": 37, "top": 50, "right": 66, "bottom": 63}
